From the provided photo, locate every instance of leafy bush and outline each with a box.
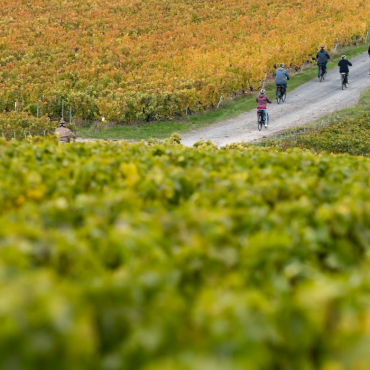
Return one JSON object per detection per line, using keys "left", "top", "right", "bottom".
{"left": 265, "top": 113, "right": 370, "bottom": 155}
{"left": 0, "top": 112, "right": 56, "bottom": 140}
{"left": 0, "top": 112, "right": 77, "bottom": 140}
{"left": 2, "top": 140, "right": 370, "bottom": 368}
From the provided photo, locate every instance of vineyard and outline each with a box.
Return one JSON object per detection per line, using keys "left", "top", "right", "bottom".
{"left": 2, "top": 137, "right": 370, "bottom": 368}
{"left": 0, "top": 0, "right": 369, "bottom": 122}
{"left": 261, "top": 113, "right": 370, "bottom": 155}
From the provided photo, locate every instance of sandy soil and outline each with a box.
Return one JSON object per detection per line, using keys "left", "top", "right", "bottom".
{"left": 181, "top": 52, "right": 370, "bottom": 147}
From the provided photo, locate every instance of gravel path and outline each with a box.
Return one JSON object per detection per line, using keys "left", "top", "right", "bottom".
{"left": 181, "top": 52, "right": 370, "bottom": 147}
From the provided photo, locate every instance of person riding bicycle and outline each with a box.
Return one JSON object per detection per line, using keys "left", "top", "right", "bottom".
{"left": 55, "top": 119, "right": 76, "bottom": 142}
{"left": 338, "top": 55, "right": 352, "bottom": 83}
{"left": 256, "top": 89, "right": 272, "bottom": 128}
{"left": 316, "top": 45, "right": 330, "bottom": 77}
{"left": 274, "top": 63, "right": 290, "bottom": 96}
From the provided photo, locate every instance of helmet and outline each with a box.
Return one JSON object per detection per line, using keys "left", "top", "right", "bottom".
{"left": 260, "top": 89, "right": 265, "bottom": 94}
{"left": 320, "top": 44, "right": 325, "bottom": 49}
{"left": 341, "top": 55, "right": 346, "bottom": 59}
{"left": 59, "top": 119, "right": 67, "bottom": 126}
{"left": 279, "top": 63, "right": 284, "bottom": 67}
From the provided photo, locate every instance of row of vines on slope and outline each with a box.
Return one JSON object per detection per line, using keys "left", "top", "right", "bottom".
{"left": 0, "top": 0, "right": 368, "bottom": 122}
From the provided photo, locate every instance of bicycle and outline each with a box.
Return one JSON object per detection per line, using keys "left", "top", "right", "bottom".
{"left": 340, "top": 72, "right": 348, "bottom": 90}
{"left": 257, "top": 110, "right": 269, "bottom": 131}
{"left": 276, "top": 84, "right": 287, "bottom": 104}
{"left": 318, "top": 64, "right": 326, "bottom": 82}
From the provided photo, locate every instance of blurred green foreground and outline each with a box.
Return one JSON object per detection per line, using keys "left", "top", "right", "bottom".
{"left": 1, "top": 136, "right": 370, "bottom": 370}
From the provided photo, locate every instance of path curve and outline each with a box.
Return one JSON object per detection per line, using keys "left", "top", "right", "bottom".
{"left": 181, "top": 52, "right": 370, "bottom": 147}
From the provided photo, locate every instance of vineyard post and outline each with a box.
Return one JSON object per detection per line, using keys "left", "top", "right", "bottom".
{"left": 62, "top": 99, "right": 64, "bottom": 120}
{"left": 102, "top": 108, "right": 105, "bottom": 122}
{"left": 37, "top": 102, "right": 39, "bottom": 118}
{"left": 334, "top": 38, "right": 339, "bottom": 51}
{"left": 69, "top": 107, "right": 72, "bottom": 123}
{"left": 14, "top": 102, "right": 17, "bottom": 112}
{"left": 216, "top": 94, "right": 223, "bottom": 109}
{"left": 262, "top": 67, "right": 268, "bottom": 89}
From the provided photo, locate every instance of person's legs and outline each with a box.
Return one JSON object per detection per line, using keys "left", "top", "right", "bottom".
{"left": 258, "top": 109, "right": 266, "bottom": 124}
{"left": 261, "top": 109, "right": 267, "bottom": 126}
{"left": 283, "top": 82, "right": 287, "bottom": 94}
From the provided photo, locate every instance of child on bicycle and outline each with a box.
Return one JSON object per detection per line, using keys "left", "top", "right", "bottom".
{"left": 256, "top": 89, "right": 272, "bottom": 128}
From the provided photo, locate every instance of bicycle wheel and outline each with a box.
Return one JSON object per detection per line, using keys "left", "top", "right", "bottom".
{"left": 257, "top": 116, "right": 262, "bottom": 131}
{"left": 265, "top": 113, "right": 269, "bottom": 128}
{"left": 276, "top": 93, "right": 281, "bottom": 104}
{"left": 282, "top": 92, "right": 286, "bottom": 102}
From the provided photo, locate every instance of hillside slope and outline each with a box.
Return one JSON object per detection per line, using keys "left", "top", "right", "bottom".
{"left": 0, "top": 0, "right": 369, "bottom": 121}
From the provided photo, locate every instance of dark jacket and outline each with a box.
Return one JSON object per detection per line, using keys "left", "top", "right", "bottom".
{"left": 316, "top": 49, "right": 330, "bottom": 64}
{"left": 338, "top": 59, "right": 352, "bottom": 73}
{"left": 368, "top": 46, "right": 370, "bottom": 56}
{"left": 256, "top": 94, "right": 272, "bottom": 109}
{"left": 274, "top": 67, "right": 290, "bottom": 84}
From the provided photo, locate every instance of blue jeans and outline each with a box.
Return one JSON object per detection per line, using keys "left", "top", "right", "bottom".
{"left": 258, "top": 109, "right": 267, "bottom": 124}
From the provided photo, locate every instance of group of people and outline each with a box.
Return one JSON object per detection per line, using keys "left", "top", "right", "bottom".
{"left": 256, "top": 44, "right": 365, "bottom": 127}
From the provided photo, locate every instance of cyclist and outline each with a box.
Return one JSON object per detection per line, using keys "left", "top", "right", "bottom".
{"left": 274, "top": 63, "right": 290, "bottom": 96}
{"left": 316, "top": 45, "right": 330, "bottom": 77}
{"left": 338, "top": 55, "right": 352, "bottom": 84}
{"left": 55, "top": 119, "right": 76, "bottom": 142}
{"left": 256, "top": 89, "right": 272, "bottom": 128}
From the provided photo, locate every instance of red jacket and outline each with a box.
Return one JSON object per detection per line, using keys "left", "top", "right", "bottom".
{"left": 256, "top": 94, "right": 272, "bottom": 109}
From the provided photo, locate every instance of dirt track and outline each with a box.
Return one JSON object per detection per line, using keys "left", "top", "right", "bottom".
{"left": 181, "top": 52, "right": 370, "bottom": 147}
